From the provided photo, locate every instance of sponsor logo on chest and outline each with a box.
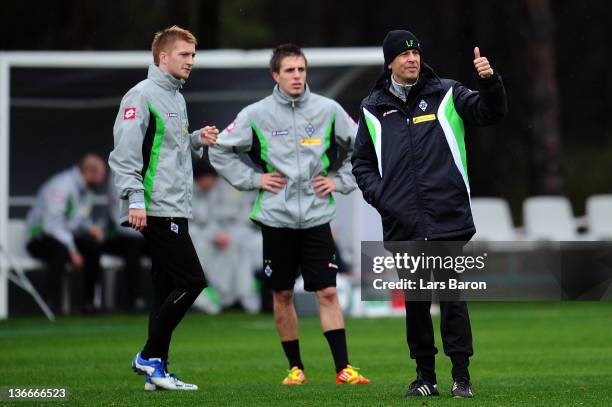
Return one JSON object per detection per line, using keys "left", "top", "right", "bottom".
{"left": 300, "top": 138, "right": 321, "bottom": 146}
{"left": 413, "top": 114, "right": 437, "bottom": 124}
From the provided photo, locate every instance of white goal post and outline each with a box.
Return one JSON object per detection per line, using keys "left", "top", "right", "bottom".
{"left": 0, "top": 48, "right": 384, "bottom": 319}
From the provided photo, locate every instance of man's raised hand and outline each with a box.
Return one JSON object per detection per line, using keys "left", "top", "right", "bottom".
{"left": 473, "top": 47, "right": 493, "bottom": 79}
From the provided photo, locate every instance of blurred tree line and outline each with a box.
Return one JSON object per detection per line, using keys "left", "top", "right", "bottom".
{"left": 2, "top": 0, "right": 611, "bottom": 220}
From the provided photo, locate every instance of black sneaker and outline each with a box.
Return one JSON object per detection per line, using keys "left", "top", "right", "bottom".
{"left": 405, "top": 375, "right": 439, "bottom": 397}
{"left": 451, "top": 377, "right": 473, "bottom": 398}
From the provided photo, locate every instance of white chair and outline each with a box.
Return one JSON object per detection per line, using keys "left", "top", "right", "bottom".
{"left": 471, "top": 197, "right": 517, "bottom": 241}
{"left": 586, "top": 194, "right": 612, "bottom": 240}
{"left": 5, "top": 219, "right": 134, "bottom": 314}
{"left": 1, "top": 219, "right": 54, "bottom": 319}
{"left": 523, "top": 196, "right": 578, "bottom": 241}
{"left": 7, "top": 219, "right": 44, "bottom": 270}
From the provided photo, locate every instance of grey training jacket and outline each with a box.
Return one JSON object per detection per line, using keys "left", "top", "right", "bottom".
{"left": 25, "top": 167, "right": 95, "bottom": 252}
{"left": 108, "top": 64, "right": 203, "bottom": 224}
{"left": 209, "top": 85, "right": 357, "bottom": 229}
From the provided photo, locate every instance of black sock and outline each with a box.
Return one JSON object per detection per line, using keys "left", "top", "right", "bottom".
{"left": 451, "top": 354, "right": 470, "bottom": 380}
{"left": 416, "top": 357, "right": 437, "bottom": 384}
{"left": 142, "top": 287, "right": 202, "bottom": 361}
{"left": 281, "top": 340, "right": 304, "bottom": 370}
{"left": 324, "top": 329, "right": 350, "bottom": 373}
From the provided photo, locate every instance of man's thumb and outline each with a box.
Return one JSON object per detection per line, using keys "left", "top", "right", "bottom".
{"left": 474, "top": 46, "right": 481, "bottom": 59}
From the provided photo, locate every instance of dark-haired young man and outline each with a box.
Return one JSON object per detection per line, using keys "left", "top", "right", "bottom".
{"left": 209, "top": 44, "right": 369, "bottom": 385}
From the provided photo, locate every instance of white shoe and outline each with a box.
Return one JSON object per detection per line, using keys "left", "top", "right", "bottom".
{"left": 144, "top": 376, "right": 157, "bottom": 391}
{"left": 140, "top": 358, "right": 199, "bottom": 391}
{"left": 150, "top": 373, "right": 199, "bottom": 391}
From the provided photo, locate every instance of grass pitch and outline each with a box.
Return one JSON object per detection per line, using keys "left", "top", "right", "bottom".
{"left": 1, "top": 302, "right": 611, "bottom": 406}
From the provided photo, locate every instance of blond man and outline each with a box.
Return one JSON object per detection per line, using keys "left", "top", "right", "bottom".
{"left": 109, "top": 26, "right": 218, "bottom": 391}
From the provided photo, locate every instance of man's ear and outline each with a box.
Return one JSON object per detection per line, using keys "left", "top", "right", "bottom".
{"left": 159, "top": 51, "right": 168, "bottom": 65}
{"left": 272, "top": 71, "right": 280, "bottom": 84}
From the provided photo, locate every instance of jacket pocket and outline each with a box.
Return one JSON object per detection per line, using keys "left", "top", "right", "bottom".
{"left": 447, "top": 159, "right": 470, "bottom": 197}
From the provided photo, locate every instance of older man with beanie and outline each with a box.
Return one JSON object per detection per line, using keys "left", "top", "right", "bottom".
{"left": 351, "top": 30, "right": 507, "bottom": 398}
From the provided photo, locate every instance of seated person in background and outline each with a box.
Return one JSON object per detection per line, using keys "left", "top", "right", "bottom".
{"left": 26, "top": 154, "right": 107, "bottom": 314}
{"left": 190, "top": 161, "right": 262, "bottom": 314}
{"left": 103, "top": 173, "right": 149, "bottom": 312}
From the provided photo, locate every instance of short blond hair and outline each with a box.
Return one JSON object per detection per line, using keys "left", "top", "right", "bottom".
{"left": 151, "top": 26, "right": 198, "bottom": 65}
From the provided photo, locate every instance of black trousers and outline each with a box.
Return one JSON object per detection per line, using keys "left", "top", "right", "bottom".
{"left": 140, "top": 217, "right": 207, "bottom": 360}
{"left": 403, "top": 236, "right": 474, "bottom": 383}
{"left": 405, "top": 300, "right": 473, "bottom": 382}
{"left": 27, "top": 233, "right": 102, "bottom": 312}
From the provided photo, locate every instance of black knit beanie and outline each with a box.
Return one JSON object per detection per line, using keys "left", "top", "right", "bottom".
{"left": 383, "top": 30, "right": 421, "bottom": 67}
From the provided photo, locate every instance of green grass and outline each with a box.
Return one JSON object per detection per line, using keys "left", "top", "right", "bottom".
{"left": 1, "top": 303, "right": 611, "bottom": 406}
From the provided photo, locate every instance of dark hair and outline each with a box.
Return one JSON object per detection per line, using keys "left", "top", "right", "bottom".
{"left": 78, "top": 153, "right": 105, "bottom": 172}
{"left": 269, "top": 44, "right": 307, "bottom": 73}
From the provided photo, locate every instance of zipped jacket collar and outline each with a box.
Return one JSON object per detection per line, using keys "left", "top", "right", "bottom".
{"left": 148, "top": 64, "right": 185, "bottom": 92}
{"left": 272, "top": 84, "right": 311, "bottom": 105}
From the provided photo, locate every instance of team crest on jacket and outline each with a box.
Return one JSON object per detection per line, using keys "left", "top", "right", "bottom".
{"left": 264, "top": 264, "right": 273, "bottom": 277}
{"left": 419, "top": 100, "right": 428, "bottom": 111}
{"left": 305, "top": 123, "right": 315, "bottom": 136}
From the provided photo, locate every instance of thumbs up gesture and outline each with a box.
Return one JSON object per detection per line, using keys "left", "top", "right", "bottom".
{"left": 473, "top": 47, "right": 494, "bottom": 78}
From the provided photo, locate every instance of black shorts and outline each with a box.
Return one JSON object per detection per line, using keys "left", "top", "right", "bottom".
{"left": 261, "top": 223, "right": 338, "bottom": 292}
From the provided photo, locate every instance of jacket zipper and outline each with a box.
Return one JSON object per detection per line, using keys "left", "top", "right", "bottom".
{"left": 291, "top": 100, "right": 302, "bottom": 227}
{"left": 403, "top": 107, "right": 429, "bottom": 240}
{"left": 384, "top": 96, "right": 429, "bottom": 240}
{"left": 175, "top": 90, "right": 189, "bottom": 211}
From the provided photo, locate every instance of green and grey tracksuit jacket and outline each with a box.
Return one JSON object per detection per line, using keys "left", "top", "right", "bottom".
{"left": 108, "top": 64, "right": 203, "bottom": 225}
{"left": 209, "top": 85, "right": 357, "bottom": 229}
{"left": 25, "top": 166, "right": 95, "bottom": 252}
